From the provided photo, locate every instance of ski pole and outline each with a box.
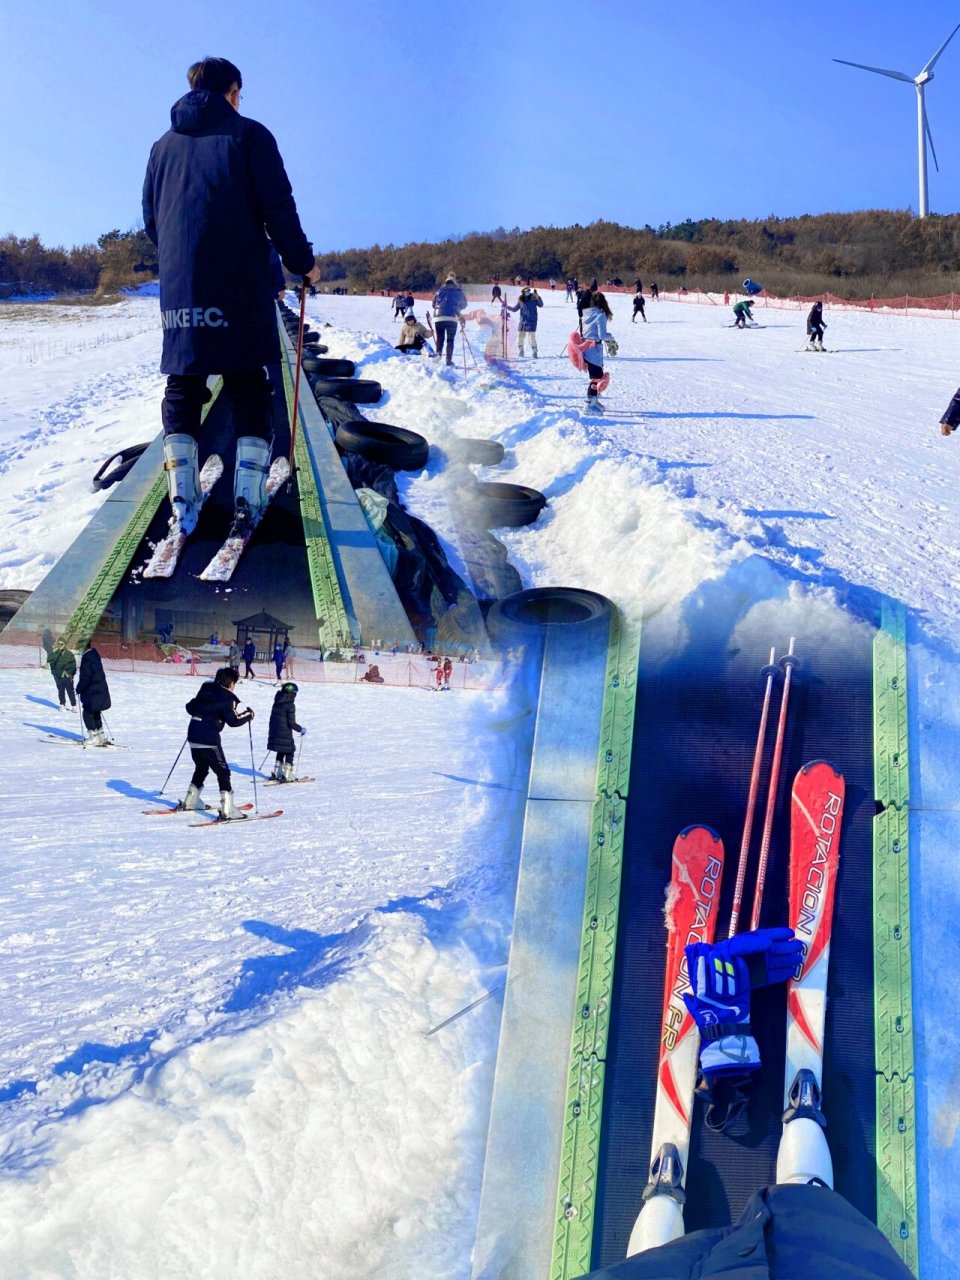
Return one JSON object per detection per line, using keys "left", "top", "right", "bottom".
{"left": 295, "top": 731, "right": 304, "bottom": 779}
{"left": 462, "top": 328, "right": 479, "bottom": 371}
{"left": 749, "top": 638, "right": 799, "bottom": 931}
{"left": 258, "top": 750, "right": 270, "bottom": 774}
{"left": 160, "top": 735, "right": 188, "bottom": 794}
{"left": 727, "top": 647, "right": 779, "bottom": 937}
{"left": 77, "top": 695, "right": 85, "bottom": 750}
{"left": 248, "top": 719, "right": 259, "bottom": 813}
{"left": 287, "top": 277, "right": 309, "bottom": 477}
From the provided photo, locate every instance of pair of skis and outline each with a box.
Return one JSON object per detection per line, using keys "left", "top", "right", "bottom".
{"left": 141, "top": 455, "right": 290, "bottom": 581}
{"left": 142, "top": 801, "right": 283, "bottom": 826}
{"left": 627, "top": 644, "right": 845, "bottom": 1254}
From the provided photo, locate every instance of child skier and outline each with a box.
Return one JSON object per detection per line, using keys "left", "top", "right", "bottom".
{"left": 631, "top": 292, "right": 646, "bottom": 323}
{"left": 267, "top": 680, "right": 304, "bottom": 782}
{"left": 180, "top": 666, "right": 255, "bottom": 818}
{"left": 732, "top": 298, "right": 755, "bottom": 328}
{"left": 806, "top": 300, "right": 827, "bottom": 351}
{"left": 76, "top": 642, "right": 112, "bottom": 746}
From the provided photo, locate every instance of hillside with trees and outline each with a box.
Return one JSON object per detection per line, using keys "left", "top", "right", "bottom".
{"left": 6, "top": 211, "right": 960, "bottom": 301}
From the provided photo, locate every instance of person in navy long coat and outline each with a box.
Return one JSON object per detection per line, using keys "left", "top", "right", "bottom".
{"left": 76, "top": 644, "right": 112, "bottom": 745}
{"left": 267, "top": 682, "right": 304, "bottom": 781}
{"left": 143, "top": 56, "right": 319, "bottom": 540}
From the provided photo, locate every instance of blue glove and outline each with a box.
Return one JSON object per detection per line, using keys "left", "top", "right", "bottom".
{"left": 683, "top": 927, "right": 802, "bottom": 1079}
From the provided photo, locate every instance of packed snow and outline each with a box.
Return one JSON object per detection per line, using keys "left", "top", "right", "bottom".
{"left": 1, "top": 286, "right": 957, "bottom": 1277}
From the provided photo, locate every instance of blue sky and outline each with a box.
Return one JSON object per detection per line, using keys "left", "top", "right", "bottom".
{"left": 2, "top": 1, "right": 960, "bottom": 252}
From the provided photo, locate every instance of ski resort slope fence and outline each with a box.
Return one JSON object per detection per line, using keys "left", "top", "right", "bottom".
{"left": 0, "top": 642, "right": 500, "bottom": 692}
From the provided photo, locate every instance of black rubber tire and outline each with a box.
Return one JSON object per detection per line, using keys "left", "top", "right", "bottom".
{"left": 334, "top": 422, "right": 429, "bottom": 471}
{"left": 449, "top": 437, "right": 505, "bottom": 466}
{"left": 309, "top": 378, "right": 383, "bottom": 405}
{"left": 464, "top": 481, "right": 546, "bottom": 528}
{"left": 304, "top": 341, "right": 329, "bottom": 355}
{"left": 303, "top": 329, "right": 321, "bottom": 343}
{"left": 91, "top": 442, "right": 151, "bottom": 491}
{"left": 486, "top": 587, "right": 613, "bottom": 639}
{"left": 0, "top": 588, "right": 31, "bottom": 630}
{"left": 302, "top": 356, "right": 355, "bottom": 378}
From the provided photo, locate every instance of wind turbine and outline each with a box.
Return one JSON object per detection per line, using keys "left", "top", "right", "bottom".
{"left": 834, "top": 22, "right": 960, "bottom": 217}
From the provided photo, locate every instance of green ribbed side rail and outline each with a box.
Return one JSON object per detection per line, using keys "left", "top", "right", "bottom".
{"left": 277, "top": 346, "right": 356, "bottom": 645}
{"left": 63, "top": 379, "right": 223, "bottom": 648}
{"left": 552, "top": 610, "right": 642, "bottom": 1280}
{"left": 873, "top": 598, "right": 917, "bottom": 1275}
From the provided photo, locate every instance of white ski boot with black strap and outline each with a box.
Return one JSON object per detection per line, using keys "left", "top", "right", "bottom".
{"left": 180, "top": 783, "right": 205, "bottom": 812}
{"left": 231, "top": 436, "right": 272, "bottom": 536}
{"left": 282, "top": 762, "right": 295, "bottom": 783}
{"left": 163, "top": 434, "right": 202, "bottom": 536}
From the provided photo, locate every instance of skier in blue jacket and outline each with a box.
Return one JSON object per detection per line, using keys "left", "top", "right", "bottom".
{"left": 143, "top": 57, "right": 319, "bottom": 541}
{"left": 507, "top": 286, "right": 543, "bottom": 357}
{"left": 432, "top": 275, "right": 467, "bottom": 366}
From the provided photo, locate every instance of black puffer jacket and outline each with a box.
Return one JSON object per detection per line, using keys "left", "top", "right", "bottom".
{"left": 267, "top": 687, "right": 302, "bottom": 754}
{"left": 142, "top": 90, "right": 314, "bottom": 375}
{"left": 186, "top": 681, "right": 252, "bottom": 747}
{"left": 576, "top": 1185, "right": 913, "bottom": 1280}
{"left": 76, "top": 647, "right": 111, "bottom": 713}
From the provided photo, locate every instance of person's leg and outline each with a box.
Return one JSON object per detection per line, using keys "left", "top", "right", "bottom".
{"left": 585, "top": 358, "right": 605, "bottom": 398}
{"left": 530, "top": 332, "right": 538, "bottom": 358}
{"left": 54, "top": 674, "right": 67, "bottom": 706}
{"left": 161, "top": 375, "right": 210, "bottom": 534}
{"left": 65, "top": 677, "right": 76, "bottom": 707}
{"left": 517, "top": 330, "right": 525, "bottom": 356}
{"left": 211, "top": 746, "right": 242, "bottom": 817}
{"left": 223, "top": 370, "right": 274, "bottom": 526}
{"left": 183, "top": 748, "right": 210, "bottom": 809}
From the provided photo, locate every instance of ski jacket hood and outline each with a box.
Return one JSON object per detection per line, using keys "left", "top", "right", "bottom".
{"left": 169, "top": 89, "right": 233, "bottom": 136}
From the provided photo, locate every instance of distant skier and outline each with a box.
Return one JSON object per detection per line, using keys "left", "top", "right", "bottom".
{"left": 228, "top": 640, "right": 241, "bottom": 667}
{"left": 76, "top": 643, "right": 112, "bottom": 746}
{"left": 49, "top": 637, "right": 77, "bottom": 710}
{"left": 633, "top": 277, "right": 643, "bottom": 294}
{"left": 267, "top": 680, "right": 304, "bottom": 782}
{"left": 41, "top": 626, "right": 54, "bottom": 668}
{"left": 632, "top": 291, "right": 646, "bottom": 323}
{"left": 806, "top": 301, "right": 827, "bottom": 351}
{"left": 491, "top": 281, "right": 502, "bottom": 304}
{"left": 142, "top": 55, "right": 320, "bottom": 545}
{"left": 442, "top": 656, "right": 453, "bottom": 690}
{"left": 273, "top": 640, "right": 285, "bottom": 681}
{"left": 392, "top": 292, "right": 406, "bottom": 321}
{"left": 732, "top": 299, "right": 756, "bottom": 328}
{"left": 282, "top": 636, "right": 296, "bottom": 678}
{"left": 432, "top": 275, "right": 468, "bottom": 366}
{"left": 508, "top": 286, "right": 543, "bottom": 357}
{"left": 565, "top": 278, "right": 577, "bottom": 302}
{"left": 242, "top": 634, "right": 256, "bottom": 680}
{"left": 650, "top": 281, "right": 659, "bottom": 299}
{"left": 180, "top": 666, "right": 254, "bottom": 818}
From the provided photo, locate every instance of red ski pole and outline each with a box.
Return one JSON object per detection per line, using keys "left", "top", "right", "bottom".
{"left": 287, "top": 277, "right": 309, "bottom": 475}
{"left": 749, "top": 637, "right": 799, "bottom": 931}
{"left": 727, "top": 646, "right": 779, "bottom": 937}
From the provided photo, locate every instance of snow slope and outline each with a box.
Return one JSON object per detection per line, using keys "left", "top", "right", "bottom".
{"left": 1, "top": 288, "right": 957, "bottom": 1277}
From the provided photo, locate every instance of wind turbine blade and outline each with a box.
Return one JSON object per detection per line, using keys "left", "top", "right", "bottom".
{"left": 924, "top": 102, "right": 940, "bottom": 172}
{"left": 833, "top": 57, "right": 913, "bottom": 82}
{"left": 921, "top": 22, "right": 960, "bottom": 75}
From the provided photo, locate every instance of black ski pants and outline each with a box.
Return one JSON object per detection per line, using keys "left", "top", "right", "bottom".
{"left": 808, "top": 323, "right": 825, "bottom": 342}
{"left": 82, "top": 708, "right": 103, "bottom": 732}
{"left": 161, "top": 370, "right": 273, "bottom": 442}
{"left": 435, "top": 320, "right": 458, "bottom": 363}
{"left": 189, "top": 745, "right": 232, "bottom": 793}
{"left": 585, "top": 358, "right": 604, "bottom": 396}
{"left": 53, "top": 674, "right": 76, "bottom": 707}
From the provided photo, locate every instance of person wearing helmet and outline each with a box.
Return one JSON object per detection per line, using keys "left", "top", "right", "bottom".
{"left": 432, "top": 274, "right": 468, "bottom": 366}
{"left": 507, "top": 286, "right": 543, "bottom": 357}
{"left": 181, "top": 666, "right": 255, "bottom": 818}
{"left": 267, "top": 680, "right": 304, "bottom": 782}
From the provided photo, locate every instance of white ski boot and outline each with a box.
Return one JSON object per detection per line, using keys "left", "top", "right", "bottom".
{"left": 232, "top": 436, "right": 272, "bottom": 535}
{"left": 180, "top": 783, "right": 205, "bottom": 811}
{"left": 282, "top": 762, "right": 295, "bottom": 782}
{"left": 218, "top": 790, "right": 248, "bottom": 821}
{"left": 163, "top": 434, "right": 202, "bottom": 536}
{"left": 775, "top": 1069, "right": 833, "bottom": 1187}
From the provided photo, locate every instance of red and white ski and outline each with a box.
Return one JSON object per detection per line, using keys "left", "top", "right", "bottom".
{"left": 783, "top": 760, "right": 845, "bottom": 1098}
{"left": 198, "top": 456, "right": 290, "bottom": 583}
{"left": 190, "top": 808, "right": 283, "bottom": 827}
{"left": 143, "top": 802, "right": 253, "bottom": 816}
{"left": 141, "top": 454, "right": 224, "bottom": 580}
{"left": 626, "top": 825, "right": 725, "bottom": 1255}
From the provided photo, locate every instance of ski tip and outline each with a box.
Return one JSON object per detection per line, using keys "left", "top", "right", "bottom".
{"left": 796, "top": 759, "right": 843, "bottom": 780}
{"left": 676, "top": 823, "right": 722, "bottom": 844}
